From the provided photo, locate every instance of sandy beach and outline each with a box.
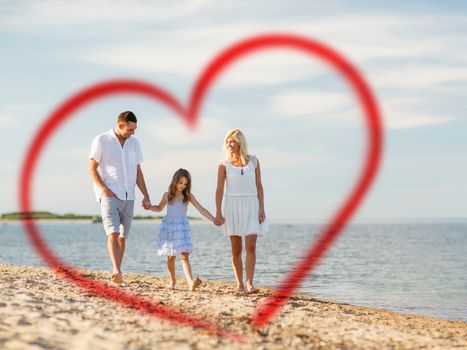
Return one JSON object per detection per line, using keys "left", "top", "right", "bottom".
{"left": 0, "top": 264, "right": 465, "bottom": 350}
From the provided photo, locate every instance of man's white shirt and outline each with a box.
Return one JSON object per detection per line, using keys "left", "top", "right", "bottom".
{"left": 89, "top": 128, "right": 143, "bottom": 201}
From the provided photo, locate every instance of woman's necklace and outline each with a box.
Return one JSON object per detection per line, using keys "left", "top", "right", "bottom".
{"left": 230, "top": 157, "right": 246, "bottom": 175}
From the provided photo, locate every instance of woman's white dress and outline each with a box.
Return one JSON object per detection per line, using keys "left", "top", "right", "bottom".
{"left": 221, "top": 155, "right": 268, "bottom": 236}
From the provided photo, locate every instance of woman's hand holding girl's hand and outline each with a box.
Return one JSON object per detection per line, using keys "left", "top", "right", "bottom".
{"left": 214, "top": 214, "right": 225, "bottom": 226}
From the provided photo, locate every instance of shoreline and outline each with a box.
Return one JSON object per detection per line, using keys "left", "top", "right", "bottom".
{"left": 0, "top": 218, "right": 163, "bottom": 224}
{"left": 0, "top": 264, "right": 465, "bottom": 349}
{"left": 0, "top": 218, "right": 208, "bottom": 224}
{"left": 4, "top": 218, "right": 467, "bottom": 224}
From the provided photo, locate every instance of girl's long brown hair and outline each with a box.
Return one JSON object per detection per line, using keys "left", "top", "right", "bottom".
{"left": 167, "top": 168, "right": 191, "bottom": 203}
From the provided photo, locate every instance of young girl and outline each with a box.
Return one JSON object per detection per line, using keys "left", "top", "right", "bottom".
{"left": 148, "top": 168, "right": 215, "bottom": 291}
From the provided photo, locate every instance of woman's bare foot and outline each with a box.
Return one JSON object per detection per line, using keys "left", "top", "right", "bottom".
{"left": 166, "top": 280, "right": 176, "bottom": 289}
{"left": 190, "top": 277, "right": 202, "bottom": 291}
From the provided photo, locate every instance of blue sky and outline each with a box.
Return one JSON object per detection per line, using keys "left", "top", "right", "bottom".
{"left": 1, "top": 1, "right": 466, "bottom": 222}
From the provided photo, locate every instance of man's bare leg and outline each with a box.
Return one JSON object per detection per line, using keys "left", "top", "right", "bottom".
{"left": 117, "top": 236, "right": 125, "bottom": 270}
{"left": 107, "top": 232, "right": 123, "bottom": 284}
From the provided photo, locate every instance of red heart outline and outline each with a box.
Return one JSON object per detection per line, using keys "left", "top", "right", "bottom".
{"left": 19, "top": 33, "right": 382, "bottom": 338}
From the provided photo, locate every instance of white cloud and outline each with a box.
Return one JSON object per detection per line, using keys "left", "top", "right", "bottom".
{"left": 0, "top": 162, "right": 16, "bottom": 172}
{"left": 268, "top": 89, "right": 456, "bottom": 129}
{"left": 383, "top": 112, "right": 452, "bottom": 129}
{"left": 58, "top": 147, "right": 90, "bottom": 158}
{"left": 0, "top": 0, "right": 214, "bottom": 30}
{"left": 141, "top": 116, "right": 227, "bottom": 146}
{"left": 0, "top": 114, "right": 15, "bottom": 127}
{"left": 372, "top": 65, "right": 467, "bottom": 89}
{"left": 382, "top": 96, "right": 455, "bottom": 129}
{"left": 213, "top": 52, "right": 324, "bottom": 88}
{"left": 269, "top": 90, "right": 356, "bottom": 119}
{"left": 71, "top": 15, "right": 411, "bottom": 84}
{"left": 78, "top": 7, "right": 467, "bottom": 95}
{"left": 257, "top": 147, "right": 324, "bottom": 169}
{"left": 144, "top": 148, "right": 221, "bottom": 174}
{"left": 77, "top": 32, "right": 326, "bottom": 87}
{"left": 70, "top": 12, "right": 467, "bottom": 94}
{"left": 294, "top": 15, "right": 466, "bottom": 60}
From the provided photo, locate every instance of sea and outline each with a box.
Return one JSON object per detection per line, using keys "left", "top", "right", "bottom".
{"left": 1, "top": 221, "right": 466, "bottom": 322}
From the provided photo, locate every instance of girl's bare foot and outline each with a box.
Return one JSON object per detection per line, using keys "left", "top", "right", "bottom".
{"left": 235, "top": 286, "right": 246, "bottom": 294}
{"left": 190, "top": 277, "right": 202, "bottom": 291}
{"left": 246, "top": 284, "right": 259, "bottom": 294}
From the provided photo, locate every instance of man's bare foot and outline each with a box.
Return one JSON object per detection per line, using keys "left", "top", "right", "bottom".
{"left": 190, "top": 277, "right": 202, "bottom": 291}
{"left": 111, "top": 273, "right": 125, "bottom": 286}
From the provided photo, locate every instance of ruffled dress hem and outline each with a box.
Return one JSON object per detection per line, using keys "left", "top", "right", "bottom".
{"left": 156, "top": 215, "right": 193, "bottom": 256}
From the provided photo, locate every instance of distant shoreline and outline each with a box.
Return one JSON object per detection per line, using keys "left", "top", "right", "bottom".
{"left": 0, "top": 217, "right": 206, "bottom": 224}
{"left": 0, "top": 218, "right": 161, "bottom": 224}
{"left": 0, "top": 211, "right": 203, "bottom": 223}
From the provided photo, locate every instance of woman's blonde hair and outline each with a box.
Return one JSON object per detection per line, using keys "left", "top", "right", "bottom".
{"left": 167, "top": 168, "right": 191, "bottom": 203}
{"left": 223, "top": 129, "right": 249, "bottom": 164}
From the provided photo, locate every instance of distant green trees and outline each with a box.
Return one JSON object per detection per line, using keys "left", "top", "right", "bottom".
{"left": 0, "top": 211, "right": 200, "bottom": 221}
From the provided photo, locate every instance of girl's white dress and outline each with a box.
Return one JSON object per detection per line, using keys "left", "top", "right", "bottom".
{"left": 157, "top": 199, "right": 193, "bottom": 255}
{"left": 221, "top": 155, "right": 268, "bottom": 236}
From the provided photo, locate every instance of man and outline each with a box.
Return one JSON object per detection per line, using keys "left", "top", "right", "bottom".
{"left": 89, "top": 111, "right": 151, "bottom": 285}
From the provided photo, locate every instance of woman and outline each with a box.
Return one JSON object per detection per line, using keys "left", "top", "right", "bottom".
{"left": 214, "top": 129, "right": 267, "bottom": 294}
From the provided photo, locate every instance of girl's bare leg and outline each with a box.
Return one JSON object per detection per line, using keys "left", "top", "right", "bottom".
{"left": 230, "top": 236, "right": 245, "bottom": 293}
{"left": 245, "top": 234, "right": 258, "bottom": 293}
{"left": 167, "top": 256, "right": 176, "bottom": 289}
{"left": 180, "top": 253, "right": 202, "bottom": 291}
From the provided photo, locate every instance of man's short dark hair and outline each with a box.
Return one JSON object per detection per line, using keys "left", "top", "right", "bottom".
{"left": 118, "top": 111, "right": 137, "bottom": 124}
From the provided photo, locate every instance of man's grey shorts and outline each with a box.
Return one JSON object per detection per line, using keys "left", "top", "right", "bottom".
{"left": 100, "top": 196, "right": 135, "bottom": 238}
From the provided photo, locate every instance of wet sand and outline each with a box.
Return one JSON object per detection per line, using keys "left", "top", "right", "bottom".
{"left": 0, "top": 264, "right": 466, "bottom": 349}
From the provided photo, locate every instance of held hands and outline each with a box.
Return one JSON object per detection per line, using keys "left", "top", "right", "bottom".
{"left": 142, "top": 197, "right": 151, "bottom": 210}
{"left": 214, "top": 214, "right": 225, "bottom": 226}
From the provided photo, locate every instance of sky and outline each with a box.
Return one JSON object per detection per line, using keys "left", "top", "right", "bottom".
{"left": 1, "top": 0, "right": 467, "bottom": 222}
